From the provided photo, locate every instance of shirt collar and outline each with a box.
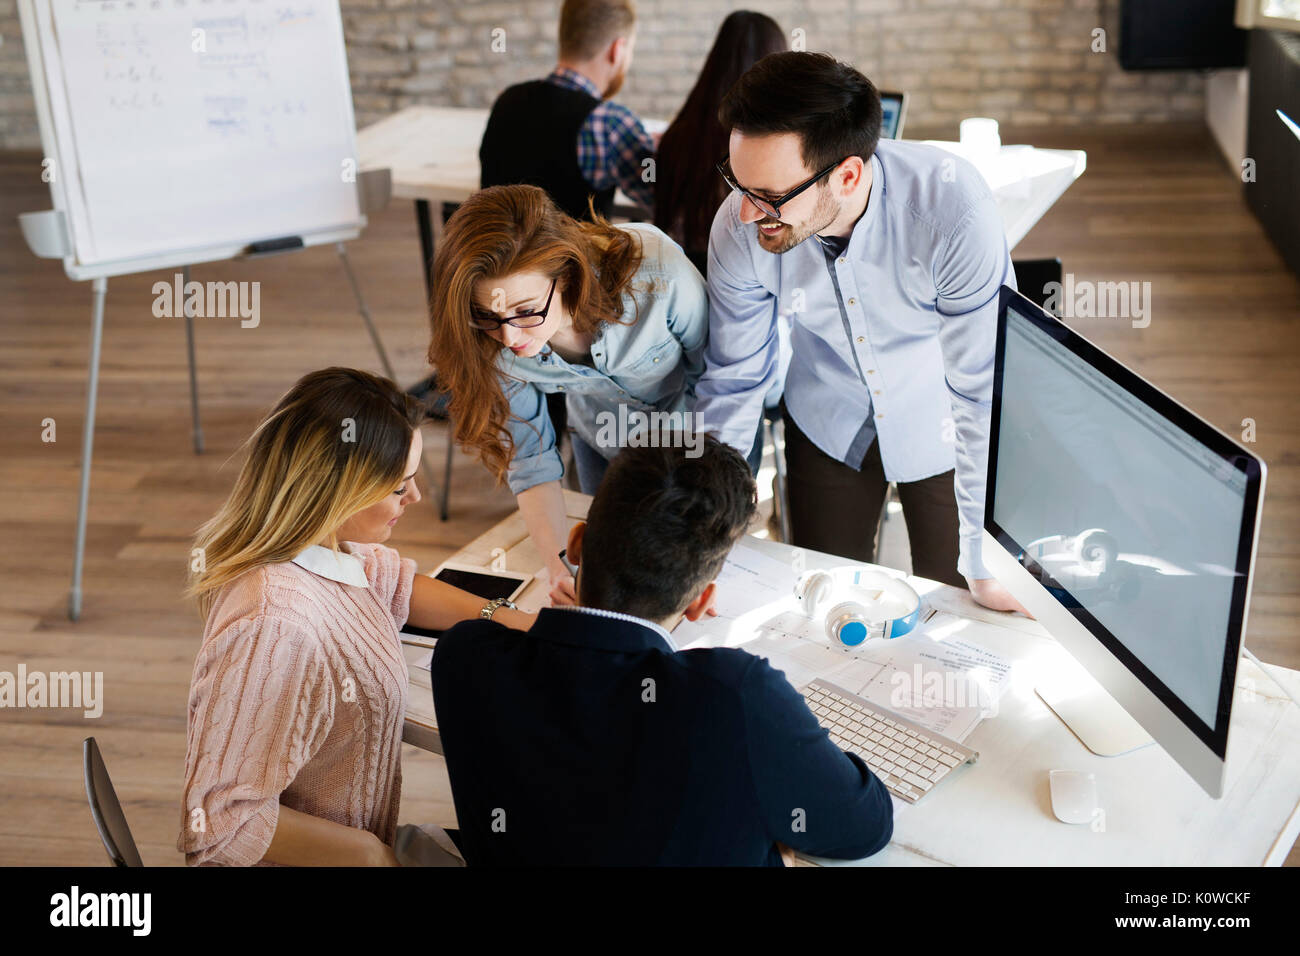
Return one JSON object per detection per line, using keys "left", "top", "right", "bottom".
{"left": 547, "top": 66, "right": 602, "bottom": 100}
{"left": 537, "top": 605, "right": 678, "bottom": 653}
{"left": 816, "top": 152, "right": 882, "bottom": 258}
{"left": 291, "top": 544, "right": 370, "bottom": 588}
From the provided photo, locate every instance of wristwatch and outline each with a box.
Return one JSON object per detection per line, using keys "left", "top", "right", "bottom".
{"left": 480, "top": 597, "right": 518, "bottom": 621}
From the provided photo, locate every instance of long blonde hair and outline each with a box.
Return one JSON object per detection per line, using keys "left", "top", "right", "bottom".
{"left": 188, "top": 367, "right": 424, "bottom": 617}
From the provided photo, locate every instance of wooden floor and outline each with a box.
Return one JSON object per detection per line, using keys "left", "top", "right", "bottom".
{"left": 1, "top": 122, "right": 1297, "bottom": 866}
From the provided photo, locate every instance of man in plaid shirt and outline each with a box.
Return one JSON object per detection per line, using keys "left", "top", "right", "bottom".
{"left": 480, "top": 0, "right": 656, "bottom": 219}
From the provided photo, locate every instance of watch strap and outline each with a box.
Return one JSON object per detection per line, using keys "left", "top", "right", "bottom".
{"left": 480, "top": 597, "right": 517, "bottom": 621}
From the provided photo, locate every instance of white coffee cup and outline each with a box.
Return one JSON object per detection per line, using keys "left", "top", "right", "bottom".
{"left": 960, "top": 117, "right": 1001, "bottom": 160}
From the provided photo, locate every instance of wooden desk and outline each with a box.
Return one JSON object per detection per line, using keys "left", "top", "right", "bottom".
{"left": 401, "top": 492, "right": 1300, "bottom": 866}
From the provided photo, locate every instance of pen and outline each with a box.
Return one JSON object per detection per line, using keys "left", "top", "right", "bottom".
{"left": 557, "top": 548, "right": 579, "bottom": 579}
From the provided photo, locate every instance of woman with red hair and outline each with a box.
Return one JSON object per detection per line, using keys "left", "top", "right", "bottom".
{"left": 428, "top": 184, "right": 709, "bottom": 605}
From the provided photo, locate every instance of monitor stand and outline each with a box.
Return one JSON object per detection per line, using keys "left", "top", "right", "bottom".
{"left": 1036, "top": 659, "right": 1154, "bottom": 757}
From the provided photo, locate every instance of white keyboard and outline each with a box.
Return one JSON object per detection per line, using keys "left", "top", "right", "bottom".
{"left": 802, "top": 679, "right": 978, "bottom": 803}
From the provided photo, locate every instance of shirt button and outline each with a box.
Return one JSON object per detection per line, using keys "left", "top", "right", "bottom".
{"left": 876, "top": 413, "right": 884, "bottom": 419}
{"left": 556, "top": 385, "right": 565, "bottom": 391}
{"left": 653, "top": 356, "right": 659, "bottom": 363}
{"left": 856, "top": 336, "right": 864, "bottom": 343}
{"left": 867, "top": 369, "right": 875, "bottom": 374}
{"left": 873, "top": 390, "right": 881, "bottom": 396}
{"left": 848, "top": 298, "right": 856, "bottom": 306}
{"left": 838, "top": 256, "right": 846, "bottom": 265}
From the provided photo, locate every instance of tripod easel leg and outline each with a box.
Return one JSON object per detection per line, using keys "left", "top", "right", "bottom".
{"left": 69, "top": 277, "right": 108, "bottom": 621}
{"left": 182, "top": 265, "right": 204, "bottom": 454}
{"left": 335, "top": 242, "right": 445, "bottom": 514}
{"left": 337, "top": 242, "right": 397, "bottom": 382}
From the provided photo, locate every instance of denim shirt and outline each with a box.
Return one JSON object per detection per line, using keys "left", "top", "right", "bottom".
{"left": 499, "top": 223, "right": 708, "bottom": 494}
{"left": 695, "top": 139, "right": 1016, "bottom": 580}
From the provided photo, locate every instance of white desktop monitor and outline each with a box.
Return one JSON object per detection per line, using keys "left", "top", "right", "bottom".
{"left": 982, "top": 286, "right": 1267, "bottom": 798}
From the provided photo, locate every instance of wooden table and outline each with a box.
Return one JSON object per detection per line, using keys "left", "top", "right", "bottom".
{"left": 402, "top": 491, "right": 1300, "bottom": 866}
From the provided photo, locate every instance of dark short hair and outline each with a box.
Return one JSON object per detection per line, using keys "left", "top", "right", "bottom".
{"left": 579, "top": 434, "right": 757, "bottom": 622}
{"left": 719, "top": 51, "right": 883, "bottom": 179}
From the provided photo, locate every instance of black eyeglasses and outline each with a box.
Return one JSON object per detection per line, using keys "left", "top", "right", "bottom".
{"left": 717, "top": 155, "right": 848, "bottom": 221}
{"left": 469, "top": 278, "right": 557, "bottom": 331}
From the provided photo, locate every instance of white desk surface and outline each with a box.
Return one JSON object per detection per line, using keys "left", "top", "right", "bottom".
{"left": 357, "top": 104, "right": 1085, "bottom": 249}
{"left": 404, "top": 491, "right": 1300, "bottom": 867}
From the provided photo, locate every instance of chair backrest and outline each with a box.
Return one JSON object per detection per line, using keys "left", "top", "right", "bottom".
{"left": 1012, "top": 257, "right": 1064, "bottom": 318}
{"left": 83, "top": 737, "right": 144, "bottom": 867}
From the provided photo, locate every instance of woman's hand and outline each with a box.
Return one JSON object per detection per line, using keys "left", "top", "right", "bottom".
{"left": 263, "top": 805, "right": 402, "bottom": 866}
{"left": 368, "top": 833, "right": 401, "bottom": 867}
{"left": 497, "top": 607, "right": 539, "bottom": 632}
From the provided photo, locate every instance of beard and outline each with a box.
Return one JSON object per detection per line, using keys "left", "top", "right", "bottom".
{"left": 755, "top": 189, "right": 841, "bottom": 254}
{"left": 603, "top": 66, "right": 626, "bottom": 99}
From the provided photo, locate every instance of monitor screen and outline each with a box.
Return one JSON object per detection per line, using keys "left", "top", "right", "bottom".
{"left": 988, "top": 297, "right": 1260, "bottom": 749}
{"left": 880, "top": 93, "right": 904, "bottom": 140}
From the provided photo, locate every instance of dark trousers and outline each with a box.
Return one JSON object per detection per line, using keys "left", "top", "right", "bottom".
{"left": 782, "top": 403, "right": 965, "bottom": 588}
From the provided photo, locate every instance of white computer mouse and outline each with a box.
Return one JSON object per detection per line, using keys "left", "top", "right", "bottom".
{"left": 1048, "top": 770, "right": 1098, "bottom": 825}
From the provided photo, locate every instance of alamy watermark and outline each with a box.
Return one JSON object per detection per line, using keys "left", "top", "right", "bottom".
{"left": 152, "top": 273, "right": 261, "bottom": 328}
{"left": 592, "top": 407, "right": 706, "bottom": 458}
{"left": 50, "top": 886, "right": 150, "bottom": 936}
{"left": 890, "top": 664, "right": 996, "bottom": 718}
{"left": 0, "top": 664, "right": 103, "bottom": 718}
{"left": 1041, "top": 274, "right": 1153, "bottom": 328}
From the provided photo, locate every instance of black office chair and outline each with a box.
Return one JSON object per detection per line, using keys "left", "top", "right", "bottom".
{"left": 1012, "top": 257, "right": 1064, "bottom": 317}
{"left": 83, "top": 737, "right": 144, "bottom": 867}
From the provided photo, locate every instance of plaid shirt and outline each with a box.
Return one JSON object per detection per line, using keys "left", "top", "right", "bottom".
{"left": 546, "top": 67, "right": 656, "bottom": 212}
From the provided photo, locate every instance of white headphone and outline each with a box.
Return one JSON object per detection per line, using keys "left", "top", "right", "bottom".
{"left": 794, "top": 566, "right": 923, "bottom": 652}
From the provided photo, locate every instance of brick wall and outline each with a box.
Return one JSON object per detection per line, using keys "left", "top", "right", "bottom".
{"left": 0, "top": 0, "right": 1205, "bottom": 150}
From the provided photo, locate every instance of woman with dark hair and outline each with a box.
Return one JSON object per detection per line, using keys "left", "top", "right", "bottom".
{"left": 428, "top": 184, "right": 708, "bottom": 606}
{"left": 653, "top": 11, "right": 787, "bottom": 275}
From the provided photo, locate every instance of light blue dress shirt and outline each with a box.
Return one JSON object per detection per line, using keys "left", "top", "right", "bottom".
{"left": 499, "top": 223, "right": 709, "bottom": 494}
{"left": 695, "top": 139, "right": 1015, "bottom": 580}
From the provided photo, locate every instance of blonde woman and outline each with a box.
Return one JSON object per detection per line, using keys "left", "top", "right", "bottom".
{"left": 179, "top": 367, "right": 534, "bottom": 866}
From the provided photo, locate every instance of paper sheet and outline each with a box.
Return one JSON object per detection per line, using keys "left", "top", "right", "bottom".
{"left": 419, "top": 544, "right": 1014, "bottom": 759}
{"left": 673, "top": 546, "right": 1016, "bottom": 745}
{"left": 706, "top": 543, "right": 797, "bottom": 622}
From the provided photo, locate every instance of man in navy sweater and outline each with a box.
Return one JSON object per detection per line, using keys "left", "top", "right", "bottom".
{"left": 430, "top": 434, "right": 893, "bottom": 865}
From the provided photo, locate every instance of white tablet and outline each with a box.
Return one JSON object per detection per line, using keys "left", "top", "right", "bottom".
{"left": 429, "top": 560, "right": 532, "bottom": 603}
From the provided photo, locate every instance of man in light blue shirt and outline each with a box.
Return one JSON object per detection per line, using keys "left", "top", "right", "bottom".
{"left": 695, "top": 52, "right": 1025, "bottom": 613}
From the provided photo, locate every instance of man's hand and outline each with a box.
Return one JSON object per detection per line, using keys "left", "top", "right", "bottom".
{"left": 966, "top": 577, "right": 1033, "bottom": 618}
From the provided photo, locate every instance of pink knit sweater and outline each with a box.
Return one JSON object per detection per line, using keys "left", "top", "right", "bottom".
{"left": 178, "top": 542, "right": 415, "bottom": 866}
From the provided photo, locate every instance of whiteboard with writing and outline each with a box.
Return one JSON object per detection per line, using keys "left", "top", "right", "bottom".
{"left": 18, "top": 0, "right": 364, "bottom": 279}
